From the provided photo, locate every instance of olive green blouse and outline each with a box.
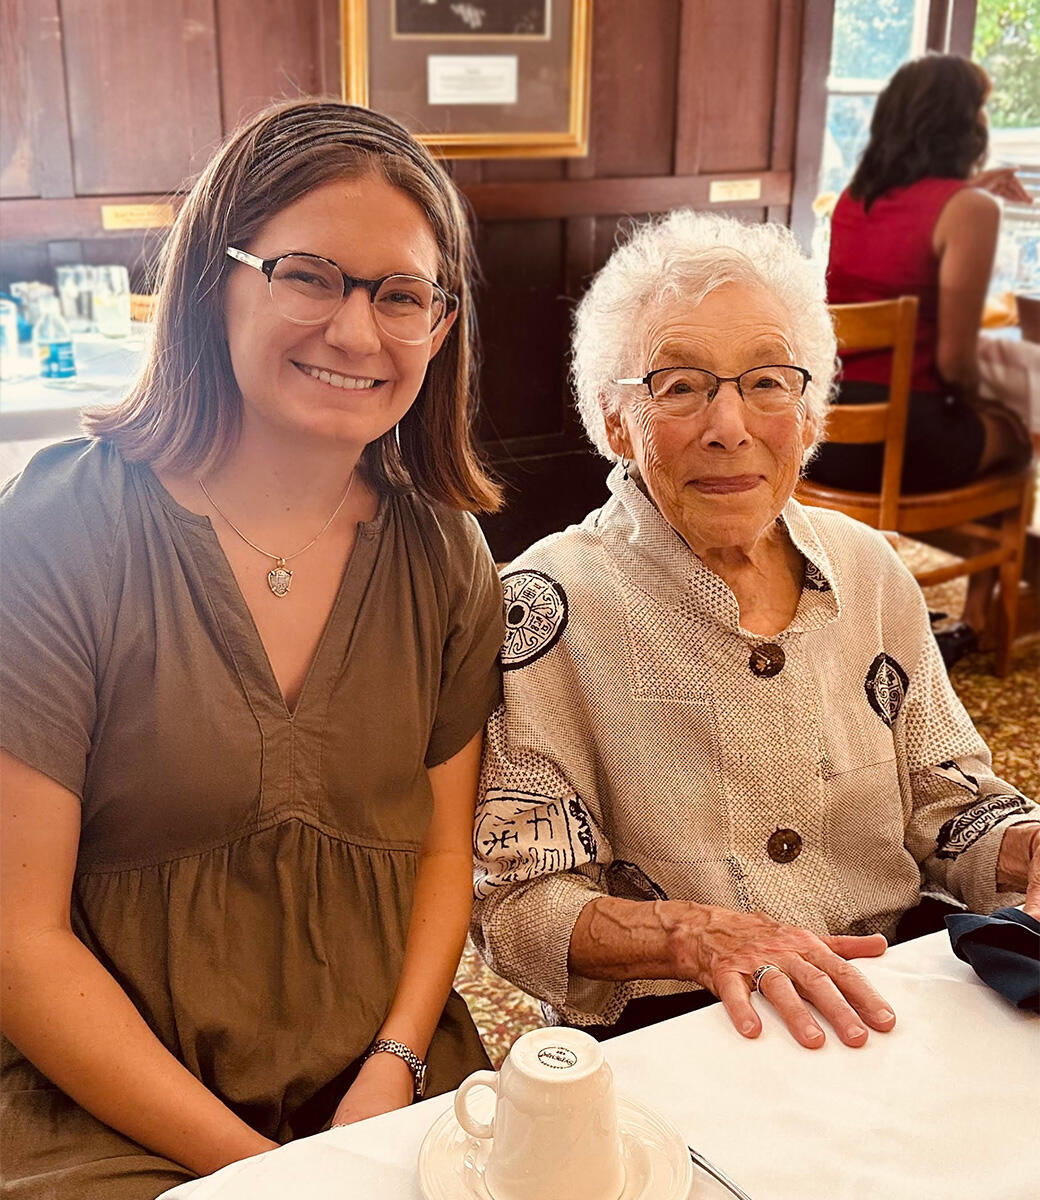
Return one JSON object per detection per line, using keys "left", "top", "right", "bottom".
{"left": 0, "top": 439, "right": 503, "bottom": 1198}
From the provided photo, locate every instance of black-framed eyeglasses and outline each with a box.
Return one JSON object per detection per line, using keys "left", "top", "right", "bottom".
{"left": 225, "top": 247, "right": 458, "bottom": 345}
{"left": 613, "top": 364, "right": 812, "bottom": 417}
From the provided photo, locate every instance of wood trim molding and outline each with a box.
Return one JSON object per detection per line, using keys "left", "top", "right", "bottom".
{"left": 0, "top": 195, "right": 184, "bottom": 240}
{"left": 28, "top": 0, "right": 74, "bottom": 197}
{"left": 0, "top": 171, "right": 793, "bottom": 241}
{"left": 463, "top": 170, "right": 792, "bottom": 220}
{"left": 789, "top": 0, "right": 834, "bottom": 251}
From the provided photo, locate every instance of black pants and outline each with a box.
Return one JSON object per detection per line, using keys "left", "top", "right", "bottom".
{"left": 805, "top": 381, "right": 986, "bottom": 493}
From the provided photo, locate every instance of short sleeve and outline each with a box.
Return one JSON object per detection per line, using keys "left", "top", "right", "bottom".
{"left": 425, "top": 512, "right": 504, "bottom": 767}
{"left": 0, "top": 440, "right": 121, "bottom": 797}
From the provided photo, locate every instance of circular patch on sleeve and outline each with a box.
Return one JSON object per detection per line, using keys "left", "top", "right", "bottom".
{"left": 500, "top": 569, "right": 568, "bottom": 671}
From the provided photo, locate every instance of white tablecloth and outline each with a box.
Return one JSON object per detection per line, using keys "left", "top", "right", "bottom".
{"left": 0, "top": 329, "right": 148, "bottom": 441}
{"left": 158, "top": 929, "right": 1038, "bottom": 1200}
{"left": 978, "top": 330, "right": 1040, "bottom": 437}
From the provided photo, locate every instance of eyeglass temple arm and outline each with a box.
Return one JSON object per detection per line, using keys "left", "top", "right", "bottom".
{"left": 612, "top": 377, "right": 645, "bottom": 385}
{"left": 226, "top": 247, "right": 264, "bottom": 269}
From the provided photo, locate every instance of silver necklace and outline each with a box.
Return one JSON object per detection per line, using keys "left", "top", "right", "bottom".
{"left": 198, "top": 470, "right": 355, "bottom": 598}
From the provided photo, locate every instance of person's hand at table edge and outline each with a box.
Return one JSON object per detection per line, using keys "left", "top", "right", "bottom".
{"left": 996, "top": 822, "right": 1040, "bottom": 919}
{"left": 329, "top": 1051, "right": 416, "bottom": 1128}
{"left": 570, "top": 898, "right": 896, "bottom": 1050}
{"left": 972, "top": 167, "right": 1033, "bottom": 204}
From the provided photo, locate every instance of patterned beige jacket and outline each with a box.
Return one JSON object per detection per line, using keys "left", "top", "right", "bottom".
{"left": 472, "top": 465, "right": 1037, "bottom": 1026}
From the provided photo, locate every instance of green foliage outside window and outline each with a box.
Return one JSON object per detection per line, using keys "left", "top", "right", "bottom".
{"left": 973, "top": 0, "right": 1040, "bottom": 128}
{"left": 830, "top": 0, "right": 916, "bottom": 80}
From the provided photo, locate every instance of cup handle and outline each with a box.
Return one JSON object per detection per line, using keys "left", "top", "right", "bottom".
{"left": 453, "top": 1070, "right": 498, "bottom": 1139}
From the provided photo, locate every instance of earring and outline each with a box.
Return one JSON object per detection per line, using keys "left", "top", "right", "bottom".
{"left": 621, "top": 457, "right": 630, "bottom": 481}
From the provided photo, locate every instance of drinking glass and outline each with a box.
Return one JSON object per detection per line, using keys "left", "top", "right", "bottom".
{"left": 93, "top": 265, "right": 132, "bottom": 338}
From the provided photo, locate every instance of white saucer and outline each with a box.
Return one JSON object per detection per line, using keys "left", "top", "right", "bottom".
{"left": 418, "top": 1093, "right": 693, "bottom": 1200}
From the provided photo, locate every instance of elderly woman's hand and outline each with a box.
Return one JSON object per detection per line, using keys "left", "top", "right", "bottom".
{"left": 668, "top": 904, "right": 896, "bottom": 1048}
{"left": 998, "top": 822, "right": 1040, "bottom": 919}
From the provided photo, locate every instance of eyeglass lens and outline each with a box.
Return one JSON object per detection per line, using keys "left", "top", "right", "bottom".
{"left": 648, "top": 366, "right": 806, "bottom": 414}
{"left": 269, "top": 255, "right": 446, "bottom": 343}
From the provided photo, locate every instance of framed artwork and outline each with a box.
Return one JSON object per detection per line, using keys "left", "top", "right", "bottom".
{"left": 342, "top": 0, "right": 592, "bottom": 158}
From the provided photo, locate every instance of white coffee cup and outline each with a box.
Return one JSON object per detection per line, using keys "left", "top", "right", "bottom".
{"left": 453, "top": 1027, "right": 625, "bottom": 1200}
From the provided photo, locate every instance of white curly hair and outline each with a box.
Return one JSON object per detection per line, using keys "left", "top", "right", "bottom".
{"left": 571, "top": 210, "right": 836, "bottom": 462}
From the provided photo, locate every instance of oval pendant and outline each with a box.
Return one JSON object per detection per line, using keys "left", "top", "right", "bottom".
{"left": 268, "top": 562, "right": 293, "bottom": 597}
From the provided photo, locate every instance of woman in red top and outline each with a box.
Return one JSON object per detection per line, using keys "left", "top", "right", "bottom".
{"left": 805, "top": 54, "right": 1031, "bottom": 648}
{"left": 807, "top": 54, "right": 1030, "bottom": 497}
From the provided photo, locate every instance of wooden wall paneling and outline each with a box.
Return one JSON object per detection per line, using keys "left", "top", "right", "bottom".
{"left": 464, "top": 171, "right": 791, "bottom": 222}
{"left": 59, "top": 0, "right": 223, "bottom": 195}
{"left": 765, "top": 0, "right": 803, "bottom": 225}
{"left": 0, "top": 2, "right": 35, "bottom": 198}
{"left": 0, "top": 0, "right": 74, "bottom": 199}
{"left": 215, "top": 0, "right": 329, "bottom": 132}
{"left": 789, "top": 0, "right": 834, "bottom": 250}
{"left": 473, "top": 219, "right": 568, "bottom": 445}
{"left": 589, "top": 0, "right": 681, "bottom": 178}
{"left": 318, "top": 0, "right": 342, "bottom": 96}
{"left": 769, "top": 0, "right": 802, "bottom": 171}
{"left": 480, "top": 160, "right": 566, "bottom": 183}
{"left": 477, "top": 445, "right": 610, "bottom": 563}
{"left": 673, "top": 0, "right": 704, "bottom": 175}
{"left": 695, "top": 0, "right": 780, "bottom": 173}
{"left": 558, "top": 149, "right": 599, "bottom": 443}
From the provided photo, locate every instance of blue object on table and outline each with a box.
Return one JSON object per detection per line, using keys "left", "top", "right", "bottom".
{"left": 0, "top": 292, "right": 33, "bottom": 343}
{"left": 945, "top": 907, "right": 1040, "bottom": 1012}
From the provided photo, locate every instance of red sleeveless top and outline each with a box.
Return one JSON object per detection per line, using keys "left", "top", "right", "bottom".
{"left": 826, "top": 177, "right": 967, "bottom": 394}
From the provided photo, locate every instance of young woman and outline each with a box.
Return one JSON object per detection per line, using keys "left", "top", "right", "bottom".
{"left": 0, "top": 100, "right": 503, "bottom": 1198}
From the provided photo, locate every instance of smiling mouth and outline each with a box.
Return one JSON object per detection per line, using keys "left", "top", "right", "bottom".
{"left": 294, "top": 362, "right": 381, "bottom": 390}
{"left": 690, "top": 475, "right": 762, "bottom": 494}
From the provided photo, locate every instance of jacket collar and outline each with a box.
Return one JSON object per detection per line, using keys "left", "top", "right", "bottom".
{"left": 597, "top": 462, "right": 841, "bottom": 636}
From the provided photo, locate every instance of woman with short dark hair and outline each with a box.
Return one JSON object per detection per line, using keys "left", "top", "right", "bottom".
{"left": 0, "top": 99, "right": 503, "bottom": 1198}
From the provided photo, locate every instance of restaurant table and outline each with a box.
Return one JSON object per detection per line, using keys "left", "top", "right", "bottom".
{"left": 978, "top": 328, "right": 1040, "bottom": 443}
{"left": 0, "top": 329, "right": 149, "bottom": 482}
{"left": 157, "top": 928, "right": 1038, "bottom": 1200}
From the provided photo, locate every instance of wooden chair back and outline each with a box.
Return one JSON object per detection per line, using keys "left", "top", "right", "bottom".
{"left": 797, "top": 294, "right": 1036, "bottom": 676}
{"left": 820, "top": 296, "right": 919, "bottom": 529}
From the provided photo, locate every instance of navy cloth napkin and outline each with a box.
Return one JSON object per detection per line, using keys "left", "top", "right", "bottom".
{"left": 945, "top": 906, "right": 1040, "bottom": 1012}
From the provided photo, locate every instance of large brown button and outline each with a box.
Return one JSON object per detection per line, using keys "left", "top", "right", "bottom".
{"left": 767, "top": 828, "right": 802, "bottom": 863}
{"left": 749, "top": 643, "right": 785, "bottom": 677}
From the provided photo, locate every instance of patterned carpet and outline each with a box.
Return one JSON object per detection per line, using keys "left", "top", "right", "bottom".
{"left": 455, "top": 559, "right": 1040, "bottom": 1067}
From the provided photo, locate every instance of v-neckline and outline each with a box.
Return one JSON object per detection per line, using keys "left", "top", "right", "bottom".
{"left": 140, "top": 465, "right": 388, "bottom": 720}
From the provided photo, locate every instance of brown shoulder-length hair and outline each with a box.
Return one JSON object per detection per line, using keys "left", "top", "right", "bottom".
{"left": 848, "top": 54, "right": 990, "bottom": 211}
{"left": 84, "top": 99, "right": 501, "bottom": 512}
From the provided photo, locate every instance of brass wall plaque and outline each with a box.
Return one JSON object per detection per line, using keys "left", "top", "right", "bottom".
{"left": 101, "top": 203, "right": 176, "bottom": 230}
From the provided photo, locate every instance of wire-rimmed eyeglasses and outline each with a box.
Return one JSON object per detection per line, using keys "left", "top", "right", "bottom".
{"left": 226, "top": 247, "right": 458, "bottom": 345}
{"left": 613, "top": 364, "right": 812, "bottom": 417}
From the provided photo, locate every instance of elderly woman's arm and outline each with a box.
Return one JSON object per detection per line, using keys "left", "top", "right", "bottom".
{"left": 892, "top": 577, "right": 1040, "bottom": 914}
{"left": 474, "top": 705, "right": 896, "bottom": 1049}
{"left": 569, "top": 897, "right": 894, "bottom": 1049}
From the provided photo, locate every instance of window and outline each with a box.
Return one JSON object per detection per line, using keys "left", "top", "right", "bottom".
{"left": 975, "top": 0, "right": 1040, "bottom": 293}
{"left": 792, "top": 0, "right": 1040, "bottom": 281}
{"left": 819, "top": 0, "right": 929, "bottom": 202}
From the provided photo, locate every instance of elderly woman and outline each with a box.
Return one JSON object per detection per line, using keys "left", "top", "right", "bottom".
{"left": 471, "top": 211, "right": 1039, "bottom": 1047}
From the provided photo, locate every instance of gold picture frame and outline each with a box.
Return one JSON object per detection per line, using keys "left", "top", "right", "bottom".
{"left": 342, "top": 0, "right": 592, "bottom": 158}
